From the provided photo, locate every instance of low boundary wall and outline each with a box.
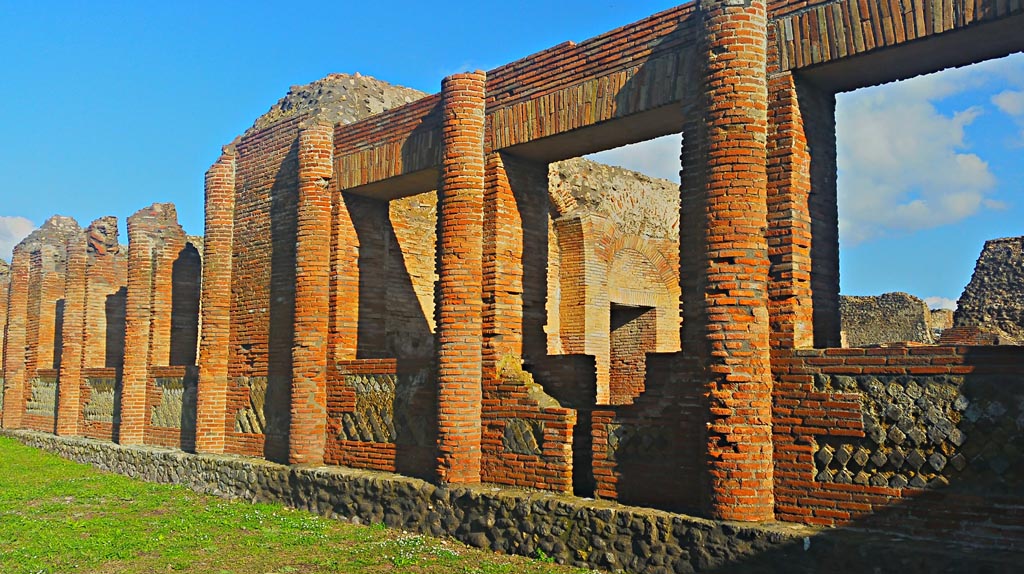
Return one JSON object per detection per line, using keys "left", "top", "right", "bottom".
{"left": 5, "top": 429, "right": 1019, "bottom": 573}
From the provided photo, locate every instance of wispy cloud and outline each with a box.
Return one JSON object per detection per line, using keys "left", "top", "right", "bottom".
{"left": 0, "top": 215, "right": 35, "bottom": 261}
{"left": 924, "top": 296, "right": 958, "bottom": 311}
{"left": 834, "top": 55, "right": 1024, "bottom": 246}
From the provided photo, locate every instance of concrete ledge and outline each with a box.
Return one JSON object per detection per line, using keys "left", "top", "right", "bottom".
{"left": 3, "top": 429, "right": 1018, "bottom": 573}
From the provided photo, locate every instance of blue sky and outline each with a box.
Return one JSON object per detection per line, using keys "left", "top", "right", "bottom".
{"left": 1, "top": 1, "right": 1022, "bottom": 309}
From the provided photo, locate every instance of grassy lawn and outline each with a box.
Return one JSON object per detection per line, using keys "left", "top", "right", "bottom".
{"left": 0, "top": 437, "right": 593, "bottom": 574}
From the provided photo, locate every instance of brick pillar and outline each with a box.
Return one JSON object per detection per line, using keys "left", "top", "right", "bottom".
{"left": 289, "top": 121, "right": 334, "bottom": 465}
{"left": 56, "top": 233, "right": 87, "bottom": 436}
{"left": 2, "top": 250, "right": 31, "bottom": 428}
{"left": 482, "top": 152, "right": 524, "bottom": 380}
{"left": 329, "top": 191, "right": 359, "bottom": 363}
{"left": 435, "top": 71, "right": 486, "bottom": 484}
{"left": 767, "top": 73, "right": 839, "bottom": 350}
{"left": 681, "top": 0, "right": 773, "bottom": 521}
{"left": 196, "top": 148, "right": 236, "bottom": 454}
{"left": 120, "top": 222, "right": 153, "bottom": 445}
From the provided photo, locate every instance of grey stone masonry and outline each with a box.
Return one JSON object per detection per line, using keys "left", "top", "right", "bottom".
{"left": 3, "top": 430, "right": 1020, "bottom": 573}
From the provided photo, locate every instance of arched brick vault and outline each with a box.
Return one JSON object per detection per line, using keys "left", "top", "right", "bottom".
{"left": 2, "top": 0, "right": 1024, "bottom": 542}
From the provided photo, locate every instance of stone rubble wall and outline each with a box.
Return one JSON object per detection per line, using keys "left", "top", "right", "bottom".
{"left": 955, "top": 236, "right": 1024, "bottom": 345}
{"left": 6, "top": 429, "right": 1020, "bottom": 574}
{"left": 840, "top": 293, "right": 935, "bottom": 347}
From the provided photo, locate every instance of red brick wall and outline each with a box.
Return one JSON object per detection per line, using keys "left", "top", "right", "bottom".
{"left": 228, "top": 114, "right": 307, "bottom": 461}
{"left": 121, "top": 204, "right": 191, "bottom": 446}
{"left": 324, "top": 359, "right": 436, "bottom": 478}
{"left": 609, "top": 306, "right": 656, "bottom": 404}
{"left": 289, "top": 121, "right": 334, "bottom": 465}
{"left": 773, "top": 346, "right": 1024, "bottom": 547}
{"left": 479, "top": 153, "right": 576, "bottom": 493}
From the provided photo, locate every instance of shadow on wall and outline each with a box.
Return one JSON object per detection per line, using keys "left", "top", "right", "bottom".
{"left": 105, "top": 287, "right": 126, "bottom": 369}
{"left": 170, "top": 244, "right": 201, "bottom": 367}
{"left": 707, "top": 348, "right": 1024, "bottom": 573}
{"left": 265, "top": 139, "right": 299, "bottom": 463}
{"left": 51, "top": 299, "right": 65, "bottom": 371}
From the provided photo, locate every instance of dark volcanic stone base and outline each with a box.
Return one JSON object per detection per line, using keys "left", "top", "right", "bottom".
{"left": 3, "top": 430, "right": 1018, "bottom": 573}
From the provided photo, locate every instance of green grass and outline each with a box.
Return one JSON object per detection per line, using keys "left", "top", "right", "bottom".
{"left": 0, "top": 437, "right": 594, "bottom": 574}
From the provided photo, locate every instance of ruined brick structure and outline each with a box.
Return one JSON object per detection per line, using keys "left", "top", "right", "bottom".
{"left": 3, "top": 0, "right": 1024, "bottom": 568}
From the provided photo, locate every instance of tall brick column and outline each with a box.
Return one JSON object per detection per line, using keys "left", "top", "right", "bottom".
{"left": 767, "top": 73, "right": 839, "bottom": 350}
{"left": 289, "top": 122, "right": 334, "bottom": 465}
{"left": 56, "top": 232, "right": 88, "bottom": 436}
{"left": 435, "top": 71, "right": 486, "bottom": 484}
{"left": 681, "top": 0, "right": 774, "bottom": 521}
{"left": 196, "top": 148, "right": 236, "bottom": 454}
{"left": 2, "top": 250, "right": 31, "bottom": 428}
{"left": 120, "top": 219, "right": 153, "bottom": 445}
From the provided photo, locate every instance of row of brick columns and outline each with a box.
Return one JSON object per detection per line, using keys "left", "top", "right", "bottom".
{"left": 20, "top": 3, "right": 837, "bottom": 524}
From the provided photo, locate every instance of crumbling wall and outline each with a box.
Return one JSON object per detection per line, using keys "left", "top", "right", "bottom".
{"left": 840, "top": 293, "right": 934, "bottom": 347}
{"left": 955, "top": 236, "right": 1024, "bottom": 345}
{"left": 2, "top": 216, "right": 80, "bottom": 432}
{"left": 58, "top": 216, "right": 128, "bottom": 441}
{"left": 120, "top": 204, "right": 198, "bottom": 450}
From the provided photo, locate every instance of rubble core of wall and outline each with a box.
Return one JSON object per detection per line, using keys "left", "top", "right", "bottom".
{"left": 8, "top": 430, "right": 1021, "bottom": 574}
{"left": 839, "top": 293, "right": 935, "bottom": 347}
{"left": 955, "top": 236, "right": 1024, "bottom": 345}
{"left": 249, "top": 73, "right": 428, "bottom": 134}
{"left": 548, "top": 157, "right": 679, "bottom": 240}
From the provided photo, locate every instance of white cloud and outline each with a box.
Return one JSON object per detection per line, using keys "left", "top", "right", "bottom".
{"left": 993, "top": 90, "right": 1024, "bottom": 116}
{"left": 837, "top": 73, "right": 999, "bottom": 246}
{"left": 924, "top": 296, "right": 958, "bottom": 311}
{"left": 0, "top": 216, "right": 35, "bottom": 262}
{"left": 586, "top": 133, "right": 682, "bottom": 182}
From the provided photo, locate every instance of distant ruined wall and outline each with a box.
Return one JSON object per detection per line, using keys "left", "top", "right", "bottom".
{"left": 840, "top": 293, "right": 934, "bottom": 347}
{"left": 955, "top": 236, "right": 1024, "bottom": 345}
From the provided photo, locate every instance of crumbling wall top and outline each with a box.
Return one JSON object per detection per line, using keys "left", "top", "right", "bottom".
{"left": 249, "top": 73, "right": 428, "bottom": 134}
{"left": 86, "top": 216, "right": 121, "bottom": 257}
{"left": 955, "top": 235, "right": 1024, "bottom": 345}
{"left": 548, "top": 157, "right": 679, "bottom": 239}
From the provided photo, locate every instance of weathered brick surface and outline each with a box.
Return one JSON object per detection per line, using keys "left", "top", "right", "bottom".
{"left": 681, "top": 0, "right": 775, "bottom": 521}
{"left": 435, "top": 72, "right": 487, "bottom": 484}
{"left": 121, "top": 204, "right": 194, "bottom": 446}
{"left": 289, "top": 121, "right": 335, "bottom": 465}
{"left": 196, "top": 148, "right": 235, "bottom": 454}
{"left": 766, "top": 73, "right": 840, "bottom": 350}
{"left": 57, "top": 218, "right": 127, "bottom": 437}
{"left": 2, "top": 216, "right": 80, "bottom": 431}
{"left": 772, "top": 0, "right": 1024, "bottom": 74}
